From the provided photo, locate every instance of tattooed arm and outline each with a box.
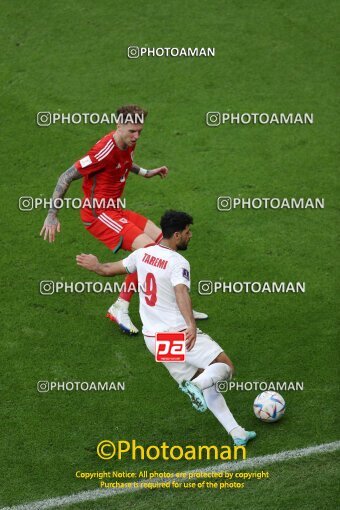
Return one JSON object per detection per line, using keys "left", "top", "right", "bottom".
{"left": 130, "top": 163, "right": 169, "bottom": 179}
{"left": 129, "top": 164, "right": 140, "bottom": 175}
{"left": 40, "top": 165, "right": 82, "bottom": 243}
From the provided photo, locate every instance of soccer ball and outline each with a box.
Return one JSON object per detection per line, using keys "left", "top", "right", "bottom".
{"left": 253, "top": 391, "right": 286, "bottom": 422}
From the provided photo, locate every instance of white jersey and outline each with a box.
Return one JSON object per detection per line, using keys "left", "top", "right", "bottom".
{"left": 122, "top": 244, "right": 191, "bottom": 336}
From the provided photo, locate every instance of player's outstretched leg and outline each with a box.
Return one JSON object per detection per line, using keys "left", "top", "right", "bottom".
{"left": 107, "top": 272, "right": 139, "bottom": 335}
{"left": 181, "top": 356, "right": 256, "bottom": 446}
{"left": 202, "top": 385, "right": 256, "bottom": 446}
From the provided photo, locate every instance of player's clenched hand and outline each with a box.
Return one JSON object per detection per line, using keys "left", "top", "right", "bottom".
{"left": 40, "top": 213, "right": 61, "bottom": 243}
{"left": 76, "top": 254, "right": 99, "bottom": 272}
{"left": 185, "top": 324, "right": 197, "bottom": 351}
{"left": 146, "top": 166, "right": 169, "bottom": 179}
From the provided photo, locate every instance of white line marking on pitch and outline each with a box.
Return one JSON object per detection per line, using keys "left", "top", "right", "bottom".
{"left": 1, "top": 441, "right": 339, "bottom": 510}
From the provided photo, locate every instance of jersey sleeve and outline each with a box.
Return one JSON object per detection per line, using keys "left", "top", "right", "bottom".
{"left": 122, "top": 251, "right": 138, "bottom": 274}
{"left": 170, "top": 258, "right": 191, "bottom": 289}
{"left": 74, "top": 136, "right": 117, "bottom": 176}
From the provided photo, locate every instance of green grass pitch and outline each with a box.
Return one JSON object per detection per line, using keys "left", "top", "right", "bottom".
{"left": 1, "top": 0, "right": 339, "bottom": 508}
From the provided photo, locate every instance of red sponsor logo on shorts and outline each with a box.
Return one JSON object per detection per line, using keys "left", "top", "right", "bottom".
{"left": 155, "top": 332, "right": 186, "bottom": 362}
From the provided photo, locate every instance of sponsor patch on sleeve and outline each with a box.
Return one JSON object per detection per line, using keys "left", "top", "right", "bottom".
{"left": 182, "top": 268, "right": 190, "bottom": 280}
{"left": 79, "top": 156, "right": 92, "bottom": 168}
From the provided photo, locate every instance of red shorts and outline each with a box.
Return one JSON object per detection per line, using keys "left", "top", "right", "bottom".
{"left": 81, "top": 208, "right": 149, "bottom": 252}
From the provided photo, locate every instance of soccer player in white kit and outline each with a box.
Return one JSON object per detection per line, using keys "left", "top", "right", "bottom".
{"left": 76, "top": 210, "right": 256, "bottom": 446}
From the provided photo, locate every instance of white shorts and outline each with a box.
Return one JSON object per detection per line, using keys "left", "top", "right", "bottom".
{"left": 143, "top": 330, "right": 223, "bottom": 383}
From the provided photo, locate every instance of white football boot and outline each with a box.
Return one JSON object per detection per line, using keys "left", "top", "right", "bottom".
{"left": 193, "top": 310, "right": 208, "bottom": 320}
{"left": 106, "top": 298, "right": 139, "bottom": 335}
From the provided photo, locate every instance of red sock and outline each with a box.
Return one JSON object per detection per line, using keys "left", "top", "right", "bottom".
{"left": 119, "top": 272, "right": 138, "bottom": 303}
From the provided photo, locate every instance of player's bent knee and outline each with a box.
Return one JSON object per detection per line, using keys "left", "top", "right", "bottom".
{"left": 131, "top": 233, "right": 155, "bottom": 250}
{"left": 210, "top": 352, "right": 235, "bottom": 376}
{"left": 191, "top": 368, "right": 204, "bottom": 380}
{"left": 144, "top": 220, "right": 162, "bottom": 241}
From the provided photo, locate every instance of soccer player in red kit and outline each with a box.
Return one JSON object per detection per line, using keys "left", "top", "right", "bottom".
{"left": 40, "top": 105, "right": 207, "bottom": 334}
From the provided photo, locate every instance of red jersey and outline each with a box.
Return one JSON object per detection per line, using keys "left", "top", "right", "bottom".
{"left": 74, "top": 131, "right": 134, "bottom": 213}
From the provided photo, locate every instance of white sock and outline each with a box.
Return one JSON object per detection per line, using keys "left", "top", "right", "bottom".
{"left": 192, "top": 363, "right": 231, "bottom": 391}
{"left": 203, "top": 385, "right": 243, "bottom": 435}
{"left": 229, "top": 425, "right": 247, "bottom": 439}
